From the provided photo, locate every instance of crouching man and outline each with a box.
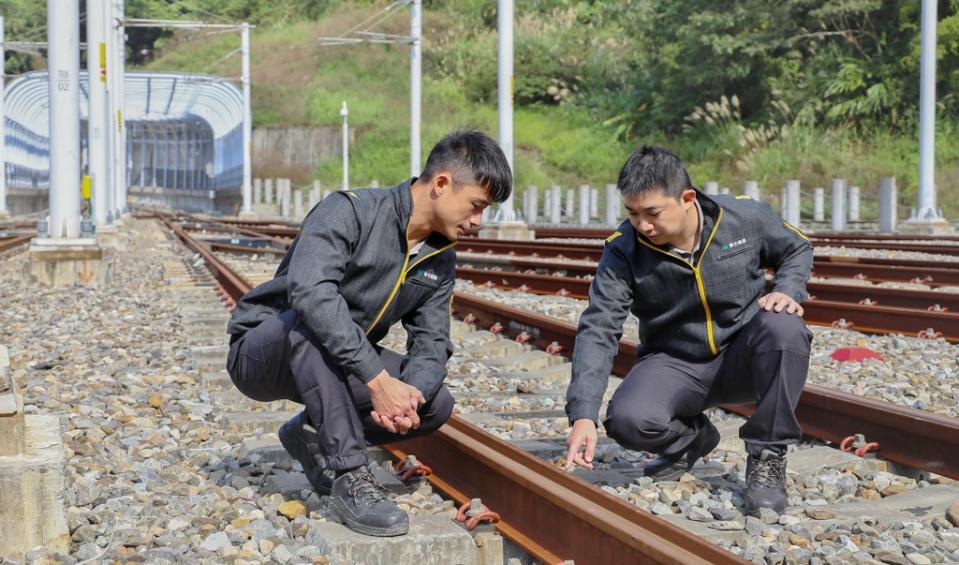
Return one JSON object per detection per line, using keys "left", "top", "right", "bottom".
{"left": 226, "top": 131, "right": 511, "bottom": 535}
{"left": 564, "top": 146, "right": 813, "bottom": 515}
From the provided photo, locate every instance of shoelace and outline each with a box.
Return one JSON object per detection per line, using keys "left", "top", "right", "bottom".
{"left": 346, "top": 469, "right": 388, "bottom": 506}
{"left": 747, "top": 455, "right": 786, "bottom": 490}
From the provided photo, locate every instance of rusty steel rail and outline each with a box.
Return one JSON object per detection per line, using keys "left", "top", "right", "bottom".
{"left": 158, "top": 215, "right": 255, "bottom": 301}
{"left": 162, "top": 217, "right": 745, "bottom": 565}
{"left": 387, "top": 417, "right": 744, "bottom": 565}
{"left": 178, "top": 220, "right": 293, "bottom": 246}
{"left": 0, "top": 234, "right": 33, "bottom": 253}
{"left": 195, "top": 237, "right": 959, "bottom": 339}
{"left": 459, "top": 240, "right": 959, "bottom": 286}
{"left": 455, "top": 267, "right": 959, "bottom": 342}
{"left": 450, "top": 291, "right": 959, "bottom": 481}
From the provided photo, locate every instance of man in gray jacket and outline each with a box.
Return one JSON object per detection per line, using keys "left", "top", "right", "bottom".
{"left": 226, "top": 130, "right": 511, "bottom": 536}
{"left": 564, "top": 146, "right": 812, "bottom": 515}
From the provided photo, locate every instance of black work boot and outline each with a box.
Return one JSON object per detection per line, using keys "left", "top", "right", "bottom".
{"left": 278, "top": 411, "right": 334, "bottom": 495}
{"left": 330, "top": 466, "right": 409, "bottom": 537}
{"left": 744, "top": 448, "right": 788, "bottom": 515}
{"left": 643, "top": 418, "right": 721, "bottom": 481}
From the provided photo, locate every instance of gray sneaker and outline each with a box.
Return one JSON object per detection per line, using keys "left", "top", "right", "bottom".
{"left": 278, "top": 411, "right": 335, "bottom": 495}
{"left": 331, "top": 466, "right": 409, "bottom": 537}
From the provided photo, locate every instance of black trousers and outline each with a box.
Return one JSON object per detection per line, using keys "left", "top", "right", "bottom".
{"left": 226, "top": 309, "right": 454, "bottom": 471}
{"left": 603, "top": 310, "right": 812, "bottom": 458}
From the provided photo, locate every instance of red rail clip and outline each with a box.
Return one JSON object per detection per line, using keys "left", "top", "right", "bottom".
{"left": 456, "top": 499, "right": 501, "bottom": 531}
{"left": 515, "top": 331, "right": 533, "bottom": 344}
{"left": 840, "top": 434, "right": 881, "bottom": 457}
{"left": 546, "top": 341, "right": 564, "bottom": 355}
{"left": 395, "top": 455, "right": 432, "bottom": 481}
{"left": 490, "top": 322, "right": 504, "bottom": 334}
{"left": 917, "top": 328, "right": 942, "bottom": 339}
{"left": 858, "top": 298, "right": 878, "bottom": 306}
{"left": 463, "top": 313, "right": 477, "bottom": 325}
{"left": 556, "top": 289, "right": 571, "bottom": 297}
{"left": 831, "top": 318, "right": 855, "bottom": 330}
{"left": 928, "top": 304, "right": 948, "bottom": 312}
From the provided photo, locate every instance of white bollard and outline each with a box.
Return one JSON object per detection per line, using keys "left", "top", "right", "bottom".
{"left": 848, "top": 185, "right": 860, "bottom": 222}
{"left": 743, "top": 180, "right": 760, "bottom": 201}
{"left": 293, "top": 189, "right": 303, "bottom": 219}
{"left": 604, "top": 183, "right": 619, "bottom": 226}
{"left": 370, "top": 179, "right": 380, "bottom": 189}
{"left": 254, "top": 178, "right": 263, "bottom": 205}
{"left": 704, "top": 181, "right": 719, "bottom": 195}
{"left": 590, "top": 186, "right": 599, "bottom": 219}
{"left": 564, "top": 188, "right": 574, "bottom": 222}
{"left": 831, "top": 178, "right": 847, "bottom": 231}
{"left": 543, "top": 188, "right": 552, "bottom": 221}
{"left": 308, "top": 187, "right": 319, "bottom": 211}
{"left": 265, "top": 178, "right": 274, "bottom": 204}
{"left": 813, "top": 187, "right": 825, "bottom": 222}
{"left": 785, "top": 179, "right": 801, "bottom": 227}
{"left": 526, "top": 185, "right": 538, "bottom": 224}
{"left": 879, "top": 177, "right": 897, "bottom": 233}
{"left": 550, "top": 185, "right": 562, "bottom": 225}
{"left": 280, "top": 179, "right": 291, "bottom": 217}
{"left": 719, "top": 186, "right": 730, "bottom": 195}
{"left": 780, "top": 186, "right": 789, "bottom": 218}
{"left": 577, "top": 184, "right": 590, "bottom": 225}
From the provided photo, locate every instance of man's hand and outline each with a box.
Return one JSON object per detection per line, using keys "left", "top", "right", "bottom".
{"left": 758, "top": 292, "right": 804, "bottom": 316}
{"left": 367, "top": 370, "right": 426, "bottom": 434}
{"left": 565, "top": 419, "right": 598, "bottom": 471}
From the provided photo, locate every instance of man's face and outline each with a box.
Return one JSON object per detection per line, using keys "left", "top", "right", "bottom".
{"left": 430, "top": 173, "right": 493, "bottom": 240}
{"left": 623, "top": 188, "right": 697, "bottom": 246}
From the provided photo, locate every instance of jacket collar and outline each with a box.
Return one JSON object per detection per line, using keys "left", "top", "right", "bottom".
{"left": 633, "top": 189, "right": 722, "bottom": 252}
{"left": 390, "top": 178, "right": 454, "bottom": 254}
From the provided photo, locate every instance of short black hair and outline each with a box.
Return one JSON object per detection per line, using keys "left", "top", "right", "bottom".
{"left": 420, "top": 130, "right": 512, "bottom": 203}
{"left": 617, "top": 145, "right": 693, "bottom": 199}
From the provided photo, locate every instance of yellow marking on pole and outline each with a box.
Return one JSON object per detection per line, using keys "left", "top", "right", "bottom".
{"left": 81, "top": 175, "right": 92, "bottom": 200}
{"left": 99, "top": 43, "right": 107, "bottom": 82}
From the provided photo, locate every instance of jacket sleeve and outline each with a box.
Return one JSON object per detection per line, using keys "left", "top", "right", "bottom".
{"left": 759, "top": 204, "right": 814, "bottom": 302}
{"left": 287, "top": 194, "right": 386, "bottom": 383}
{"left": 400, "top": 277, "right": 455, "bottom": 400}
{"left": 566, "top": 244, "right": 634, "bottom": 425}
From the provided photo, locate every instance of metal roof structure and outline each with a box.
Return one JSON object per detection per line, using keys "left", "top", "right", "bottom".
{"left": 4, "top": 70, "right": 243, "bottom": 192}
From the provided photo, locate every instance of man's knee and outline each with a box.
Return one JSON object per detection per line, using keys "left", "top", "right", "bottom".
{"left": 751, "top": 310, "right": 811, "bottom": 351}
{"left": 603, "top": 408, "right": 671, "bottom": 450}
{"left": 419, "top": 386, "right": 454, "bottom": 431}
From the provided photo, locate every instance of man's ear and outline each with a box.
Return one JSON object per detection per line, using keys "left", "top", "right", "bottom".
{"left": 432, "top": 172, "right": 454, "bottom": 196}
{"left": 680, "top": 188, "right": 697, "bottom": 207}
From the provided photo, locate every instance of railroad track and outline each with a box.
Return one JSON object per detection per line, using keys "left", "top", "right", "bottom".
{"left": 157, "top": 212, "right": 746, "bottom": 564}
{"left": 157, "top": 211, "right": 959, "bottom": 562}
{"left": 188, "top": 226, "right": 959, "bottom": 343}
{"left": 0, "top": 233, "right": 33, "bottom": 254}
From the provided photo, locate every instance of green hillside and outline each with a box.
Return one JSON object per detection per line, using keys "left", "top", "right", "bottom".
{"left": 6, "top": 0, "right": 953, "bottom": 216}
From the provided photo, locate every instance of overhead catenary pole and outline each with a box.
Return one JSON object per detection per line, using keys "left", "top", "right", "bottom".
{"left": 0, "top": 17, "right": 7, "bottom": 217}
{"left": 47, "top": 0, "right": 83, "bottom": 238}
{"left": 916, "top": 0, "right": 939, "bottom": 221}
{"left": 240, "top": 22, "right": 253, "bottom": 214}
{"left": 341, "top": 101, "right": 349, "bottom": 191}
{"left": 409, "top": 0, "right": 422, "bottom": 176}
{"left": 111, "top": 0, "right": 127, "bottom": 217}
{"left": 495, "top": 0, "right": 516, "bottom": 222}
{"left": 86, "top": 0, "right": 111, "bottom": 228}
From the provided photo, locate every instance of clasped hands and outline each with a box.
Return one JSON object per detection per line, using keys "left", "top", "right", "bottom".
{"left": 367, "top": 370, "right": 425, "bottom": 435}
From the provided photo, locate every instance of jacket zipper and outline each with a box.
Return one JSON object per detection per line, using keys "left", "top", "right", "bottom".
{"left": 634, "top": 208, "right": 724, "bottom": 355}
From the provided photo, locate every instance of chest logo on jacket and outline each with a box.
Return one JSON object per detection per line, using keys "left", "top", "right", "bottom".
{"left": 720, "top": 238, "right": 748, "bottom": 253}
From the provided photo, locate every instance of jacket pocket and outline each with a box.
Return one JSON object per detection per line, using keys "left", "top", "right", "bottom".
{"left": 716, "top": 245, "right": 753, "bottom": 261}
{"left": 406, "top": 276, "right": 441, "bottom": 289}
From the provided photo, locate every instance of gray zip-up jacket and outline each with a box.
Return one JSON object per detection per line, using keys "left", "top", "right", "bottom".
{"left": 566, "top": 191, "right": 813, "bottom": 424}
{"left": 227, "top": 179, "right": 456, "bottom": 399}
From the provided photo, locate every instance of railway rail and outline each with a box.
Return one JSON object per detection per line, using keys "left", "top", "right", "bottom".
{"left": 156, "top": 212, "right": 746, "bottom": 565}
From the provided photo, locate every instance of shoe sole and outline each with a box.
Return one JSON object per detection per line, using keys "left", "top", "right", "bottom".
{"left": 331, "top": 497, "right": 409, "bottom": 537}
{"left": 278, "top": 424, "right": 332, "bottom": 496}
{"left": 645, "top": 466, "right": 686, "bottom": 482}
